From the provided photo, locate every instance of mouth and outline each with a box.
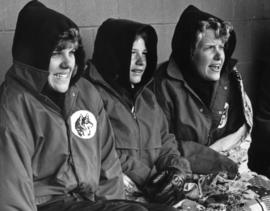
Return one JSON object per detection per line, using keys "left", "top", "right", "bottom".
{"left": 209, "top": 64, "right": 222, "bottom": 72}
{"left": 53, "top": 72, "right": 70, "bottom": 79}
{"left": 131, "top": 69, "right": 144, "bottom": 74}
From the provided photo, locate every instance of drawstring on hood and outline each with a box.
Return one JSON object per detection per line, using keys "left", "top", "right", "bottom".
{"left": 171, "top": 5, "right": 236, "bottom": 106}
{"left": 92, "top": 18, "right": 157, "bottom": 100}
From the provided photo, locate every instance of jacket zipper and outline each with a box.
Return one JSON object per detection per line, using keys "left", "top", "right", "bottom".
{"left": 131, "top": 106, "right": 137, "bottom": 120}
{"left": 183, "top": 85, "right": 213, "bottom": 146}
{"left": 64, "top": 90, "right": 81, "bottom": 194}
{"left": 131, "top": 102, "right": 143, "bottom": 160}
{"left": 65, "top": 120, "right": 81, "bottom": 188}
{"left": 92, "top": 73, "right": 144, "bottom": 160}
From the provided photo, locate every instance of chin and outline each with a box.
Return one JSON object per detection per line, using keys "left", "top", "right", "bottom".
{"left": 207, "top": 73, "right": 221, "bottom": 81}
{"left": 209, "top": 77, "right": 220, "bottom": 81}
{"left": 55, "top": 86, "right": 69, "bottom": 93}
{"left": 131, "top": 79, "right": 142, "bottom": 85}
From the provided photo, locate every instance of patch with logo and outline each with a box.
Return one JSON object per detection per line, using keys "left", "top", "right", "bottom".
{"left": 71, "top": 110, "right": 97, "bottom": 139}
{"left": 218, "top": 102, "right": 229, "bottom": 129}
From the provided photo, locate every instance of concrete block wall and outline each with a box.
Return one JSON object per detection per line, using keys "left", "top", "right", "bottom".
{"left": 1, "top": 0, "right": 270, "bottom": 104}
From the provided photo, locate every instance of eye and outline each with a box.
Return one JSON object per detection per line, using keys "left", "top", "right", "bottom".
{"left": 51, "top": 51, "right": 61, "bottom": 57}
{"left": 69, "top": 49, "right": 76, "bottom": 56}
{"left": 219, "top": 44, "right": 225, "bottom": 50}
{"left": 143, "top": 50, "right": 148, "bottom": 55}
{"left": 131, "top": 50, "right": 138, "bottom": 59}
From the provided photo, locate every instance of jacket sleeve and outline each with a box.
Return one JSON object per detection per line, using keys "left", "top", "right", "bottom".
{"left": 152, "top": 77, "right": 175, "bottom": 135}
{"left": 116, "top": 150, "right": 155, "bottom": 187}
{"left": 181, "top": 141, "right": 238, "bottom": 176}
{"left": 95, "top": 107, "right": 125, "bottom": 200}
{"left": 155, "top": 108, "right": 192, "bottom": 175}
{"left": 153, "top": 100, "right": 239, "bottom": 176}
{"left": 0, "top": 126, "right": 36, "bottom": 211}
{"left": 153, "top": 76, "right": 193, "bottom": 175}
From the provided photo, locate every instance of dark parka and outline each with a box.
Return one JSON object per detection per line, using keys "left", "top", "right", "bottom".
{"left": 0, "top": 2, "right": 124, "bottom": 211}
{"left": 153, "top": 5, "right": 252, "bottom": 175}
{"left": 85, "top": 18, "right": 191, "bottom": 187}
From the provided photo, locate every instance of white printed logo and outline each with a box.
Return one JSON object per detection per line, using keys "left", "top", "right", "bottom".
{"left": 71, "top": 110, "right": 97, "bottom": 139}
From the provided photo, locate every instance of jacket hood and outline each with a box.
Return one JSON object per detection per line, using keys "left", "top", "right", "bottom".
{"left": 12, "top": 0, "right": 85, "bottom": 80}
{"left": 92, "top": 18, "right": 157, "bottom": 94}
{"left": 171, "top": 5, "right": 236, "bottom": 70}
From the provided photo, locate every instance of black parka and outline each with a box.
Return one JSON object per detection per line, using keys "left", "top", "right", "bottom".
{"left": 0, "top": 2, "right": 124, "bottom": 210}
{"left": 85, "top": 18, "right": 191, "bottom": 186}
{"left": 153, "top": 5, "right": 252, "bottom": 175}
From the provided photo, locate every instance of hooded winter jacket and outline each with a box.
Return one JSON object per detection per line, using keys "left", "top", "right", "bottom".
{"left": 85, "top": 18, "right": 191, "bottom": 187}
{"left": 153, "top": 5, "right": 252, "bottom": 174}
{"left": 0, "top": 2, "right": 124, "bottom": 211}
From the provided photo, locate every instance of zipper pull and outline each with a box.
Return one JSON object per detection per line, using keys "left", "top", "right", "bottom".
{"left": 131, "top": 106, "right": 137, "bottom": 120}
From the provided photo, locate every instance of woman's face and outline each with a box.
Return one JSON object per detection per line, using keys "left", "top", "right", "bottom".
{"left": 191, "top": 29, "right": 225, "bottom": 81}
{"left": 129, "top": 36, "right": 147, "bottom": 87}
{"left": 48, "top": 41, "right": 77, "bottom": 93}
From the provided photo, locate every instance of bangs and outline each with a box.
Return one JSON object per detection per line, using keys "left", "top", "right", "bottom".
{"left": 55, "top": 40, "right": 78, "bottom": 51}
{"left": 54, "top": 28, "right": 80, "bottom": 51}
{"left": 198, "top": 18, "right": 233, "bottom": 43}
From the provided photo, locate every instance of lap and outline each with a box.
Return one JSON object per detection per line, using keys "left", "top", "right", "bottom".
{"left": 38, "top": 198, "right": 146, "bottom": 211}
{"left": 38, "top": 197, "right": 177, "bottom": 211}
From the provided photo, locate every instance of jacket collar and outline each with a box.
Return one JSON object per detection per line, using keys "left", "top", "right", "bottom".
{"left": 87, "top": 61, "right": 152, "bottom": 103}
{"left": 9, "top": 61, "right": 49, "bottom": 93}
{"left": 165, "top": 57, "right": 206, "bottom": 102}
{"left": 165, "top": 57, "right": 231, "bottom": 108}
{"left": 166, "top": 57, "right": 186, "bottom": 82}
{"left": 87, "top": 62, "right": 111, "bottom": 89}
{"left": 166, "top": 57, "right": 238, "bottom": 81}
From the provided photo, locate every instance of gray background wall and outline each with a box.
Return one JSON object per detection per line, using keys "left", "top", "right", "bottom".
{"left": 1, "top": 0, "right": 270, "bottom": 104}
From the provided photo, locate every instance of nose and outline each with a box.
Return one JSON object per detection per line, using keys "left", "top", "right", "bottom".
{"left": 214, "top": 48, "right": 222, "bottom": 61}
{"left": 135, "top": 53, "right": 145, "bottom": 66}
{"left": 60, "top": 54, "right": 72, "bottom": 69}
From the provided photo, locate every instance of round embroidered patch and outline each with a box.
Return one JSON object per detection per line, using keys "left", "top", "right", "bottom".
{"left": 71, "top": 110, "right": 97, "bottom": 139}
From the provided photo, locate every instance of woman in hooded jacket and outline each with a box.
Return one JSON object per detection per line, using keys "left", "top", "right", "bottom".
{"left": 0, "top": 1, "right": 168, "bottom": 211}
{"left": 152, "top": 5, "right": 253, "bottom": 176}
{"left": 84, "top": 18, "right": 191, "bottom": 207}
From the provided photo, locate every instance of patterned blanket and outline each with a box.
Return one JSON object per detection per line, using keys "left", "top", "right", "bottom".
{"left": 123, "top": 134, "right": 270, "bottom": 210}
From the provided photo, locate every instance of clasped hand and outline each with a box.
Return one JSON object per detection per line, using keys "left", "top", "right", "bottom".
{"left": 143, "top": 168, "right": 186, "bottom": 206}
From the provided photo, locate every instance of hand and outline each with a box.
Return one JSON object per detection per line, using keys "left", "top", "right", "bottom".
{"left": 143, "top": 168, "right": 186, "bottom": 206}
{"left": 219, "top": 155, "right": 238, "bottom": 179}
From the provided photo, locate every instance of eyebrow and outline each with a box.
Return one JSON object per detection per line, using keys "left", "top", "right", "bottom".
{"left": 201, "top": 38, "right": 225, "bottom": 44}
{"left": 131, "top": 48, "right": 148, "bottom": 52}
{"left": 54, "top": 41, "right": 78, "bottom": 51}
{"left": 54, "top": 45, "right": 77, "bottom": 52}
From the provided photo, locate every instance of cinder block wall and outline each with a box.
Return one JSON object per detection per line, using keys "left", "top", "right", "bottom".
{"left": 1, "top": 0, "right": 270, "bottom": 104}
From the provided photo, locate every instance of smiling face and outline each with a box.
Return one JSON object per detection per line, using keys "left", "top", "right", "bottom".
{"left": 191, "top": 29, "right": 225, "bottom": 81}
{"left": 129, "top": 36, "right": 147, "bottom": 87}
{"left": 48, "top": 41, "right": 78, "bottom": 93}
